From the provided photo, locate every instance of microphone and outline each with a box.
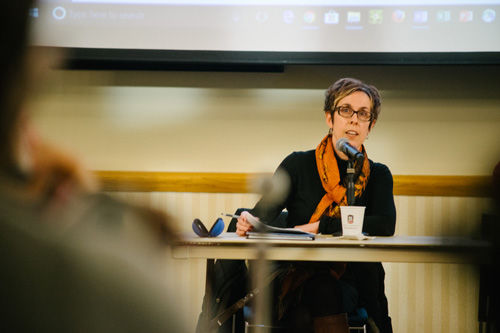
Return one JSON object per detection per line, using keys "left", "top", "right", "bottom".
{"left": 335, "top": 138, "right": 364, "bottom": 162}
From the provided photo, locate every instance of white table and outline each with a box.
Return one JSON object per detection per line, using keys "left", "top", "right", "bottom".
{"left": 173, "top": 233, "right": 491, "bottom": 264}
{"left": 178, "top": 233, "right": 493, "bottom": 331}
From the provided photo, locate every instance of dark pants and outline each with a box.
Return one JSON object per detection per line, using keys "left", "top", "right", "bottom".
{"left": 272, "top": 263, "right": 358, "bottom": 332}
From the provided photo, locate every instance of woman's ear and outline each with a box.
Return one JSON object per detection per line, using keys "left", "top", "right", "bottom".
{"left": 369, "top": 119, "right": 377, "bottom": 131}
{"left": 325, "top": 111, "right": 333, "bottom": 128}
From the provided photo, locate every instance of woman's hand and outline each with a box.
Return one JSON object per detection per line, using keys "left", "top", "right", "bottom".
{"left": 17, "top": 118, "right": 97, "bottom": 205}
{"left": 294, "top": 221, "right": 319, "bottom": 234}
{"left": 236, "top": 211, "right": 255, "bottom": 236}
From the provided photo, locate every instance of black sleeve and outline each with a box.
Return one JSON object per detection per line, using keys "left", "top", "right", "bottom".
{"left": 363, "top": 164, "right": 396, "bottom": 236}
{"left": 251, "top": 153, "right": 295, "bottom": 224}
{"left": 318, "top": 215, "right": 342, "bottom": 235}
{"left": 318, "top": 163, "right": 396, "bottom": 236}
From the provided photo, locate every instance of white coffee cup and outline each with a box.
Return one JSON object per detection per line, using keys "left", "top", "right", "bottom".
{"left": 340, "top": 206, "right": 366, "bottom": 236}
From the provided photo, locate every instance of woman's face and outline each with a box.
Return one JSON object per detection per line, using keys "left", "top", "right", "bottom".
{"left": 326, "top": 90, "right": 375, "bottom": 159}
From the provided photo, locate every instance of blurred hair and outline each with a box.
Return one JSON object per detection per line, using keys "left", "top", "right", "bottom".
{"left": 0, "top": 1, "right": 34, "bottom": 171}
{"left": 323, "top": 78, "right": 382, "bottom": 125}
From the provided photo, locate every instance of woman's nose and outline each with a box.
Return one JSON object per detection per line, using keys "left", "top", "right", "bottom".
{"left": 350, "top": 113, "right": 359, "bottom": 123}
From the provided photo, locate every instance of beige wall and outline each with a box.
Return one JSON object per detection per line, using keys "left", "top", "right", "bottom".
{"left": 28, "top": 65, "right": 500, "bottom": 333}
{"left": 29, "top": 65, "right": 500, "bottom": 175}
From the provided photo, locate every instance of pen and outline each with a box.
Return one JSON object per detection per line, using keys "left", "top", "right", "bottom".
{"left": 222, "top": 213, "right": 240, "bottom": 218}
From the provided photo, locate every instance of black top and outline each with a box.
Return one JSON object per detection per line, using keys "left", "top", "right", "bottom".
{"left": 253, "top": 149, "right": 396, "bottom": 236}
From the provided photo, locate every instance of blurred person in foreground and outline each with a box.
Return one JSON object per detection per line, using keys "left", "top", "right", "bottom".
{"left": 236, "top": 78, "right": 396, "bottom": 332}
{"left": 1, "top": 2, "right": 187, "bottom": 332}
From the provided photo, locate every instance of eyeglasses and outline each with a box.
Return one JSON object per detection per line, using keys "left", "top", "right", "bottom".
{"left": 334, "top": 106, "right": 373, "bottom": 122}
{"left": 192, "top": 217, "right": 225, "bottom": 237}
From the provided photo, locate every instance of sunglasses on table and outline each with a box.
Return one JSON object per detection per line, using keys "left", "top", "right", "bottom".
{"left": 192, "top": 217, "right": 225, "bottom": 237}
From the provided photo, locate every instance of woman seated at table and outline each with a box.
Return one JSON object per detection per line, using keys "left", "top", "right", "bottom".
{"left": 236, "top": 78, "right": 396, "bottom": 333}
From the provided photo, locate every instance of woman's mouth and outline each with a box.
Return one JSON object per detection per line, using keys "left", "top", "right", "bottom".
{"left": 345, "top": 130, "right": 358, "bottom": 136}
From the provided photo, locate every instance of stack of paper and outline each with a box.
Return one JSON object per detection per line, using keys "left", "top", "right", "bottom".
{"left": 245, "top": 215, "right": 316, "bottom": 240}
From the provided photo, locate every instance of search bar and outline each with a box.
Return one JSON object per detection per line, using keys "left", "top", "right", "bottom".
{"left": 71, "top": 0, "right": 500, "bottom": 5}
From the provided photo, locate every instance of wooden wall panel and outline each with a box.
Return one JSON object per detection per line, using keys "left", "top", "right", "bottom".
{"left": 107, "top": 191, "right": 492, "bottom": 333}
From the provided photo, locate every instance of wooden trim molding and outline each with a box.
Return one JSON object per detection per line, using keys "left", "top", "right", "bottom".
{"left": 393, "top": 175, "right": 491, "bottom": 197}
{"left": 94, "top": 171, "right": 261, "bottom": 193}
{"left": 93, "top": 171, "right": 492, "bottom": 197}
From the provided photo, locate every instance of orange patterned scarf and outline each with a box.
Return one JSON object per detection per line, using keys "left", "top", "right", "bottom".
{"left": 277, "top": 135, "right": 371, "bottom": 312}
{"left": 309, "top": 134, "right": 370, "bottom": 224}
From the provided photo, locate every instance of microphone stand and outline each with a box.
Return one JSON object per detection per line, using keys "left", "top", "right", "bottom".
{"left": 347, "top": 158, "right": 355, "bottom": 206}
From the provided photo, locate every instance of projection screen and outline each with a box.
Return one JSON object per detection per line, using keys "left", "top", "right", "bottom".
{"left": 30, "top": 0, "right": 500, "bottom": 66}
